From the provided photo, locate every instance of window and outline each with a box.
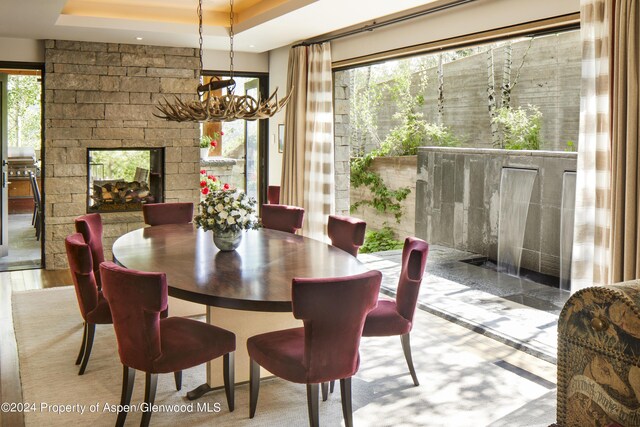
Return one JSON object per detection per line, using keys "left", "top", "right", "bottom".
{"left": 200, "top": 73, "right": 269, "bottom": 204}
{"left": 335, "top": 29, "right": 581, "bottom": 156}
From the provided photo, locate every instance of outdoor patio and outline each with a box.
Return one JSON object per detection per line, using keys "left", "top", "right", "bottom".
{"left": 361, "top": 245, "right": 571, "bottom": 364}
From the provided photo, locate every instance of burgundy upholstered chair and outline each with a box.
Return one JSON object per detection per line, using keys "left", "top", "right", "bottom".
{"left": 267, "top": 185, "right": 280, "bottom": 204}
{"left": 142, "top": 202, "right": 194, "bottom": 226}
{"left": 247, "top": 270, "right": 382, "bottom": 427}
{"left": 74, "top": 213, "right": 105, "bottom": 290}
{"left": 100, "top": 262, "right": 236, "bottom": 427}
{"left": 261, "top": 204, "right": 304, "bottom": 234}
{"left": 65, "top": 233, "right": 112, "bottom": 375}
{"left": 328, "top": 215, "right": 366, "bottom": 257}
{"left": 362, "top": 237, "right": 429, "bottom": 386}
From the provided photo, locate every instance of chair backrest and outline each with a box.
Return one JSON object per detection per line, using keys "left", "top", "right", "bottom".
{"left": 28, "top": 172, "right": 41, "bottom": 208}
{"left": 327, "top": 215, "right": 366, "bottom": 257}
{"left": 267, "top": 185, "right": 280, "bottom": 204}
{"left": 143, "top": 202, "right": 194, "bottom": 226}
{"left": 100, "top": 261, "right": 167, "bottom": 372}
{"left": 261, "top": 204, "right": 304, "bottom": 234}
{"left": 396, "top": 237, "right": 429, "bottom": 322}
{"left": 75, "top": 213, "right": 105, "bottom": 288}
{"left": 65, "top": 233, "right": 100, "bottom": 321}
{"left": 292, "top": 270, "right": 381, "bottom": 383}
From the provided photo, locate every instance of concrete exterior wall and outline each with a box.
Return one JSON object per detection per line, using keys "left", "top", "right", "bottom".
{"left": 350, "top": 156, "right": 417, "bottom": 239}
{"left": 344, "top": 30, "right": 581, "bottom": 156}
{"left": 416, "top": 147, "right": 577, "bottom": 277}
{"left": 44, "top": 39, "right": 200, "bottom": 269}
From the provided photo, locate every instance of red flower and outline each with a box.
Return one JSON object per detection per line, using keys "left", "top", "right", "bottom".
{"left": 200, "top": 169, "right": 206, "bottom": 175}
{"left": 223, "top": 183, "right": 230, "bottom": 190}
{"left": 202, "top": 187, "right": 209, "bottom": 195}
{"left": 211, "top": 176, "right": 217, "bottom": 182}
{"left": 220, "top": 131, "right": 224, "bottom": 136}
{"left": 211, "top": 140, "right": 217, "bottom": 147}
{"left": 200, "top": 180, "right": 207, "bottom": 188}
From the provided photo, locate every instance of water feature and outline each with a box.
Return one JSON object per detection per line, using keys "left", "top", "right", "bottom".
{"left": 559, "top": 172, "right": 576, "bottom": 290}
{"left": 497, "top": 168, "right": 538, "bottom": 276}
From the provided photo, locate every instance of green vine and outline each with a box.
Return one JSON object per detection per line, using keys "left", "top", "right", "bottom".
{"left": 349, "top": 121, "right": 460, "bottom": 222}
{"left": 349, "top": 59, "right": 462, "bottom": 223}
{"left": 349, "top": 151, "right": 410, "bottom": 222}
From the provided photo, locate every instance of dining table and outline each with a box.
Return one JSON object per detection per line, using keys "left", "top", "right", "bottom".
{"left": 111, "top": 223, "right": 370, "bottom": 398}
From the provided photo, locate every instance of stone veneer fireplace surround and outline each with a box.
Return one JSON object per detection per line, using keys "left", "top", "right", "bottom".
{"left": 45, "top": 39, "right": 201, "bottom": 269}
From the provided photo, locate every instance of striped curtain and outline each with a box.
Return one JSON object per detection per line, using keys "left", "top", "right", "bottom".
{"left": 571, "top": 0, "right": 612, "bottom": 292}
{"left": 281, "top": 43, "right": 335, "bottom": 241}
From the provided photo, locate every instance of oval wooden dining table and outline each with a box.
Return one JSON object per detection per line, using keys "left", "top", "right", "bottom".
{"left": 112, "top": 223, "right": 370, "bottom": 397}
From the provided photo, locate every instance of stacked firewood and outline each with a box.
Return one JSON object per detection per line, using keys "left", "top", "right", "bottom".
{"left": 91, "top": 180, "right": 154, "bottom": 207}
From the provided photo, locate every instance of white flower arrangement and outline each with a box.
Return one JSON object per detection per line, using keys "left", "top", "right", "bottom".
{"left": 194, "top": 188, "right": 259, "bottom": 233}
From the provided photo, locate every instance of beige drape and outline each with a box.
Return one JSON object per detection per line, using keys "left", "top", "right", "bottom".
{"left": 571, "top": 0, "right": 613, "bottom": 292}
{"left": 281, "top": 43, "right": 335, "bottom": 241}
{"left": 610, "top": 0, "right": 640, "bottom": 282}
{"left": 281, "top": 47, "right": 307, "bottom": 210}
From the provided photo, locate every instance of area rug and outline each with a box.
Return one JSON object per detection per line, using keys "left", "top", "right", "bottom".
{"left": 13, "top": 287, "right": 557, "bottom": 426}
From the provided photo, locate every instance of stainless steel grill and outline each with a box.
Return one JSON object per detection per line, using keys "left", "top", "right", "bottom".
{"left": 7, "top": 147, "right": 38, "bottom": 180}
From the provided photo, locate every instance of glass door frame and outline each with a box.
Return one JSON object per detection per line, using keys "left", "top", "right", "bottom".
{"left": 201, "top": 70, "right": 270, "bottom": 205}
{"left": 0, "top": 61, "right": 45, "bottom": 268}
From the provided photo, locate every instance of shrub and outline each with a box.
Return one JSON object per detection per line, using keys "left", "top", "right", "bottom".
{"left": 380, "top": 117, "right": 461, "bottom": 156}
{"left": 360, "top": 226, "right": 404, "bottom": 253}
{"left": 492, "top": 105, "right": 542, "bottom": 150}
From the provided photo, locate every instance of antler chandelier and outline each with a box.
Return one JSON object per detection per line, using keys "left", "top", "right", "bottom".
{"left": 155, "top": 0, "right": 291, "bottom": 122}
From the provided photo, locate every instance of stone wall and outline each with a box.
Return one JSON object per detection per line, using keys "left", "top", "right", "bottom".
{"left": 415, "top": 147, "right": 577, "bottom": 277}
{"left": 44, "top": 40, "right": 200, "bottom": 269}
{"left": 333, "top": 71, "right": 351, "bottom": 215}
{"left": 350, "top": 156, "right": 416, "bottom": 239}
{"left": 200, "top": 158, "right": 245, "bottom": 191}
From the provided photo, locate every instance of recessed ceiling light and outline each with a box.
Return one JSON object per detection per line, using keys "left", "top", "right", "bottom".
{"left": 136, "top": 37, "right": 143, "bottom": 41}
{"left": 249, "top": 44, "right": 255, "bottom": 48}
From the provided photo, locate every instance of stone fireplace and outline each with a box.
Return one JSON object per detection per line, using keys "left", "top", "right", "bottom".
{"left": 45, "top": 40, "right": 200, "bottom": 269}
{"left": 87, "top": 148, "right": 164, "bottom": 212}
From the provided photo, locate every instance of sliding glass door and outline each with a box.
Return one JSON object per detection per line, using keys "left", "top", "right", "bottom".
{"left": 201, "top": 72, "right": 269, "bottom": 205}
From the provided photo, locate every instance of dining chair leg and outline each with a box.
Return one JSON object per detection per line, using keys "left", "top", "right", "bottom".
{"left": 321, "top": 382, "right": 328, "bottom": 401}
{"left": 330, "top": 380, "right": 335, "bottom": 393}
{"left": 249, "top": 359, "right": 260, "bottom": 418}
{"left": 116, "top": 366, "right": 135, "bottom": 427}
{"left": 306, "top": 383, "right": 319, "bottom": 427}
{"left": 141, "top": 373, "right": 158, "bottom": 427}
{"left": 223, "top": 352, "right": 235, "bottom": 412}
{"left": 174, "top": 371, "right": 182, "bottom": 391}
{"left": 78, "top": 322, "right": 95, "bottom": 375}
{"left": 75, "top": 322, "right": 88, "bottom": 365}
{"left": 401, "top": 333, "right": 419, "bottom": 386}
{"left": 340, "top": 377, "right": 353, "bottom": 427}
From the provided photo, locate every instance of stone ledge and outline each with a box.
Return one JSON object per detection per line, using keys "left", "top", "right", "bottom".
{"left": 418, "top": 146, "right": 578, "bottom": 159}
{"left": 200, "top": 157, "right": 237, "bottom": 167}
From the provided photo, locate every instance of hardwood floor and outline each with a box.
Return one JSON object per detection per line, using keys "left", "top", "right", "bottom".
{"left": 0, "top": 268, "right": 71, "bottom": 427}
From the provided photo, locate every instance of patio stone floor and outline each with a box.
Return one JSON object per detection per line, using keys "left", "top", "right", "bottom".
{"left": 361, "top": 245, "right": 571, "bottom": 364}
